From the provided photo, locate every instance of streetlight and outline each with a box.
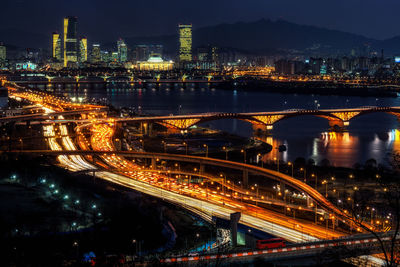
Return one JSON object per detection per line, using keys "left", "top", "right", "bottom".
{"left": 300, "top": 167, "right": 306, "bottom": 183}
{"left": 161, "top": 140, "right": 167, "bottom": 153}
{"left": 288, "top": 162, "right": 294, "bottom": 177}
{"left": 183, "top": 142, "right": 188, "bottom": 155}
{"left": 241, "top": 149, "right": 246, "bottom": 163}
{"left": 203, "top": 144, "right": 209, "bottom": 157}
{"left": 139, "top": 139, "right": 144, "bottom": 150}
{"left": 311, "top": 173, "right": 318, "bottom": 190}
{"left": 254, "top": 184, "right": 259, "bottom": 206}
{"left": 220, "top": 173, "right": 226, "bottom": 195}
{"left": 322, "top": 180, "right": 328, "bottom": 197}
{"left": 19, "top": 138, "right": 23, "bottom": 151}
{"left": 222, "top": 146, "right": 228, "bottom": 160}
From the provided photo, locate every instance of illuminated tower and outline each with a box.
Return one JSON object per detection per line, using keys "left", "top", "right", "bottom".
{"left": 79, "top": 37, "right": 88, "bottom": 62}
{"left": 0, "top": 43, "right": 6, "bottom": 67}
{"left": 117, "top": 38, "right": 128, "bottom": 63}
{"left": 63, "top": 16, "right": 78, "bottom": 67}
{"left": 91, "top": 44, "right": 101, "bottom": 63}
{"left": 179, "top": 24, "right": 192, "bottom": 62}
{"left": 52, "top": 32, "right": 62, "bottom": 61}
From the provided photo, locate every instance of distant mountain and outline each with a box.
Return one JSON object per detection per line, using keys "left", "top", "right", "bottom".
{"left": 381, "top": 36, "right": 400, "bottom": 55}
{"left": 125, "top": 19, "right": 383, "bottom": 55}
{"left": 194, "top": 19, "right": 378, "bottom": 54}
{"left": 3, "top": 19, "right": 400, "bottom": 55}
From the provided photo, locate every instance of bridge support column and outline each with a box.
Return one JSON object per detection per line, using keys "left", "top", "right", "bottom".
{"left": 252, "top": 124, "right": 273, "bottom": 135}
{"left": 151, "top": 157, "right": 156, "bottom": 169}
{"left": 230, "top": 212, "right": 241, "bottom": 248}
{"left": 329, "top": 120, "right": 348, "bottom": 131}
{"left": 242, "top": 170, "right": 248, "bottom": 187}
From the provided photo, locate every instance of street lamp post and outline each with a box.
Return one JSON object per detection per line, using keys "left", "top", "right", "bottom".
{"left": 222, "top": 146, "right": 228, "bottom": 160}
{"left": 288, "top": 162, "right": 294, "bottom": 177}
{"left": 321, "top": 180, "right": 328, "bottom": 197}
{"left": 183, "top": 142, "right": 188, "bottom": 155}
{"left": 203, "top": 144, "right": 208, "bottom": 157}
{"left": 161, "top": 140, "right": 167, "bottom": 153}
{"left": 311, "top": 174, "right": 318, "bottom": 191}
{"left": 19, "top": 138, "right": 23, "bottom": 151}
{"left": 139, "top": 139, "right": 144, "bottom": 150}
{"left": 220, "top": 173, "right": 226, "bottom": 195}
{"left": 300, "top": 167, "right": 306, "bottom": 183}
{"left": 240, "top": 149, "right": 246, "bottom": 163}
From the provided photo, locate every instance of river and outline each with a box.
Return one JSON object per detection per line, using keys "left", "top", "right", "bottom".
{"left": 46, "top": 82, "right": 400, "bottom": 168}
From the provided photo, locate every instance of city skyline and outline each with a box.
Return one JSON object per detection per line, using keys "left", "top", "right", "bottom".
{"left": 1, "top": 2, "right": 400, "bottom": 266}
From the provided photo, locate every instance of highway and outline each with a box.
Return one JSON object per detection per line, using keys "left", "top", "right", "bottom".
{"left": 7, "top": 85, "right": 354, "bottom": 243}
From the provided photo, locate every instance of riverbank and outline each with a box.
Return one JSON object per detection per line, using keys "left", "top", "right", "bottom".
{"left": 217, "top": 79, "right": 398, "bottom": 97}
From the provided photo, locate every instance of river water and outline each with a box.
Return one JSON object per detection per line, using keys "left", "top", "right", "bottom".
{"left": 49, "top": 83, "right": 400, "bottom": 168}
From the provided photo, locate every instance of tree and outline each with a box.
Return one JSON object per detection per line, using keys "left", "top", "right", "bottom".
{"left": 343, "top": 155, "right": 400, "bottom": 266}
{"left": 319, "top": 158, "right": 330, "bottom": 167}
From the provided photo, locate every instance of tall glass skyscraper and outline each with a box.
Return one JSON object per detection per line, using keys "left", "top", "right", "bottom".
{"left": 179, "top": 24, "right": 192, "bottom": 62}
{"left": 91, "top": 44, "right": 101, "bottom": 63}
{"left": 117, "top": 39, "right": 128, "bottom": 63}
{"left": 63, "top": 16, "right": 78, "bottom": 66}
{"left": 52, "top": 32, "right": 62, "bottom": 61}
{"left": 0, "top": 43, "right": 6, "bottom": 67}
{"left": 79, "top": 37, "right": 88, "bottom": 62}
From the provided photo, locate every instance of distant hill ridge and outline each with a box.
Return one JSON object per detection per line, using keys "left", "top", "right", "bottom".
{"left": 2, "top": 19, "right": 400, "bottom": 55}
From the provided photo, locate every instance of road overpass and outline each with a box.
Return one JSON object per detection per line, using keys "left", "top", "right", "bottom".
{"left": 6, "top": 149, "right": 355, "bottom": 228}
{"left": 0, "top": 108, "right": 107, "bottom": 123}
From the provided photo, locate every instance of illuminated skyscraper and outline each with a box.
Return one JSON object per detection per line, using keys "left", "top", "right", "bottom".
{"left": 179, "top": 24, "right": 192, "bottom": 62}
{"left": 0, "top": 43, "right": 6, "bottom": 67}
{"left": 111, "top": 52, "right": 119, "bottom": 62}
{"left": 79, "top": 37, "right": 88, "bottom": 62}
{"left": 63, "top": 16, "right": 78, "bottom": 66}
{"left": 91, "top": 44, "right": 101, "bottom": 63}
{"left": 52, "top": 32, "right": 62, "bottom": 61}
{"left": 117, "top": 38, "right": 128, "bottom": 63}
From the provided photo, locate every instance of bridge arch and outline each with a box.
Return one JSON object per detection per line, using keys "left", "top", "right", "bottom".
{"left": 150, "top": 107, "right": 400, "bottom": 133}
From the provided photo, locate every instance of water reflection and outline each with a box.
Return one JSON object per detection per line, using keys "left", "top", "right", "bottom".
{"left": 27, "top": 83, "right": 400, "bottom": 168}
{"left": 257, "top": 130, "right": 400, "bottom": 168}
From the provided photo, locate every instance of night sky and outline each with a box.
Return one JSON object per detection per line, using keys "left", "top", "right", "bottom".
{"left": 0, "top": 0, "right": 399, "bottom": 41}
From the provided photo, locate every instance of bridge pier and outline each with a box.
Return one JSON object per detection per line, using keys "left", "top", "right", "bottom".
{"left": 252, "top": 124, "right": 273, "bottom": 135}
{"left": 329, "top": 120, "right": 348, "bottom": 131}
{"left": 151, "top": 157, "right": 156, "bottom": 169}
{"left": 230, "top": 212, "right": 241, "bottom": 247}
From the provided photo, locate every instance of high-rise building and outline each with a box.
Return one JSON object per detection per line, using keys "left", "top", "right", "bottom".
{"left": 101, "top": 51, "right": 111, "bottom": 62}
{"left": 0, "top": 43, "right": 6, "bottom": 67}
{"left": 117, "top": 39, "right": 128, "bottom": 63}
{"left": 91, "top": 44, "right": 101, "bottom": 63}
{"left": 52, "top": 32, "right": 62, "bottom": 61}
{"left": 79, "top": 37, "right": 88, "bottom": 62}
{"left": 63, "top": 16, "right": 78, "bottom": 66}
{"left": 111, "top": 52, "right": 119, "bottom": 62}
{"left": 178, "top": 24, "right": 192, "bottom": 62}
